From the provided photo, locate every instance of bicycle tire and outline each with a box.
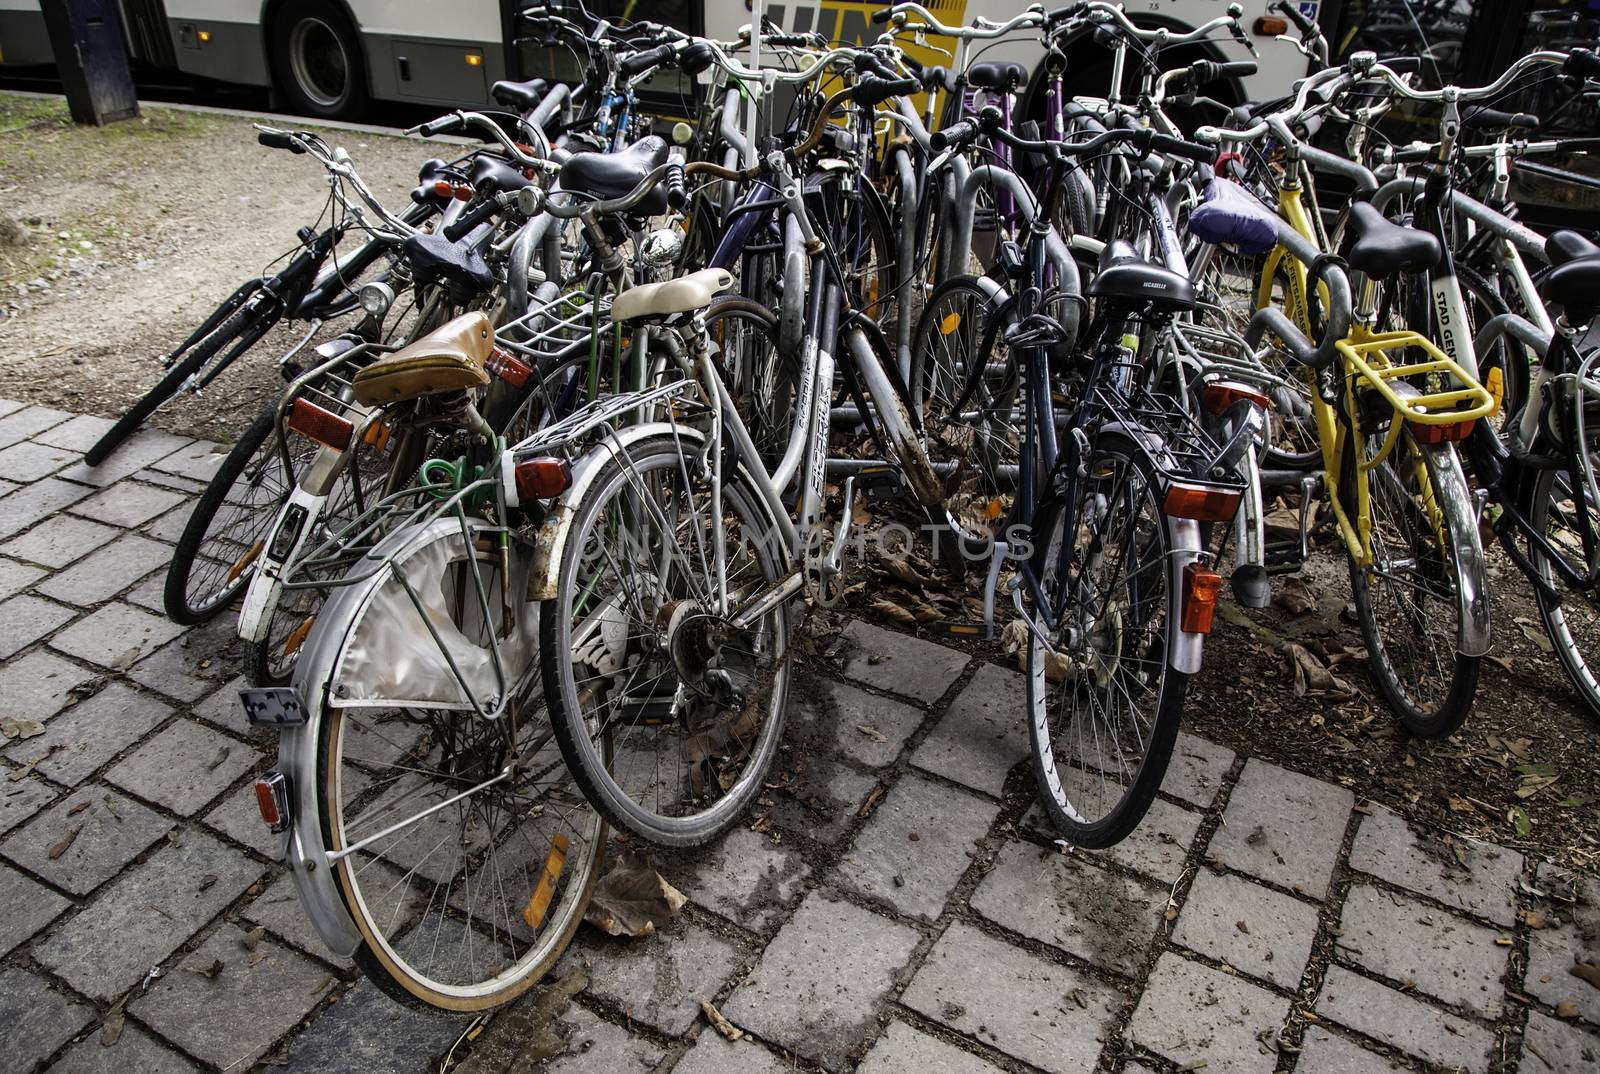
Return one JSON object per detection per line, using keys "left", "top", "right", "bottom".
{"left": 1526, "top": 466, "right": 1600, "bottom": 723}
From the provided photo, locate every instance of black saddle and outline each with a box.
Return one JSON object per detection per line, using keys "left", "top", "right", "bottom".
{"left": 968, "top": 61, "right": 1027, "bottom": 92}
{"left": 491, "top": 77, "right": 548, "bottom": 112}
{"left": 469, "top": 154, "right": 532, "bottom": 194}
{"left": 558, "top": 136, "right": 669, "bottom": 214}
{"left": 1544, "top": 254, "right": 1600, "bottom": 325}
{"left": 1087, "top": 240, "right": 1196, "bottom": 312}
{"left": 1546, "top": 230, "right": 1600, "bottom": 267}
{"left": 1343, "top": 201, "right": 1440, "bottom": 279}
{"left": 404, "top": 232, "right": 496, "bottom": 300}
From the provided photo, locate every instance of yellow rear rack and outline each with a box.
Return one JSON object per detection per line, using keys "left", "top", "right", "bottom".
{"left": 1333, "top": 328, "right": 1497, "bottom": 424}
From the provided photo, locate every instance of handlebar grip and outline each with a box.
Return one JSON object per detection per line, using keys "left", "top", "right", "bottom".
{"left": 1213, "top": 60, "right": 1258, "bottom": 79}
{"left": 418, "top": 115, "right": 465, "bottom": 137}
{"left": 1045, "top": 3, "right": 1087, "bottom": 24}
{"left": 618, "top": 43, "right": 675, "bottom": 78}
{"left": 663, "top": 162, "right": 687, "bottom": 211}
{"left": 764, "top": 33, "right": 812, "bottom": 47}
{"left": 852, "top": 75, "right": 918, "bottom": 107}
{"left": 257, "top": 130, "right": 306, "bottom": 153}
{"left": 1380, "top": 55, "right": 1424, "bottom": 76}
{"left": 1565, "top": 48, "right": 1600, "bottom": 80}
{"left": 870, "top": 8, "right": 894, "bottom": 25}
{"left": 854, "top": 52, "right": 901, "bottom": 80}
{"left": 930, "top": 119, "right": 979, "bottom": 153}
{"left": 1270, "top": 0, "right": 1316, "bottom": 34}
{"left": 1463, "top": 107, "right": 1540, "bottom": 132}
{"left": 1150, "top": 133, "right": 1215, "bottom": 165}
{"left": 442, "top": 195, "right": 502, "bottom": 242}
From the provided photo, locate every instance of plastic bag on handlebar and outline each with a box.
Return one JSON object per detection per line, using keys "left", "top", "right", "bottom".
{"left": 1187, "top": 178, "right": 1279, "bottom": 255}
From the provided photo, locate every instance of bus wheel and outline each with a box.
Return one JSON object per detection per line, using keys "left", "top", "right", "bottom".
{"left": 270, "top": 0, "right": 369, "bottom": 120}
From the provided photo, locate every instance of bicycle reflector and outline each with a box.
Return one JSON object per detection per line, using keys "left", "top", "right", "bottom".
{"left": 288, "top": 399, "right": 353, "bottom": 452}
{"left": 485, "top": 345, "right": 534, "bottom": 389}
{"left": 1163, "top": 481, "right": 1242, "bottom": 522}
{"left": 1200, "top": 380, "right": 1271, "bottom": 414}
{"left": 434, "top": 179, "right": 474, "bottom": 201}
{"left": 1409, "top": 417, "right": 1477, "bottom": 444}
{"left": 255, "top": 772, "right": 291, "bottom": 833}
{"left": 514, "top": 456, "right": 572, "bottom": 502}
{"left": 1181, "top": 562, "right": 1223, "bottom": 633}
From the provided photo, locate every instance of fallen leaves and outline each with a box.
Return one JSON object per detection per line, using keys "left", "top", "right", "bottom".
{"left": 48, "top": 824, "right": 82, "bottom": 860}
{"left": 0, "top": 718, "right": 45, "bottom": 742}
{"left": 1571, "top": 962, "right": 1600, "bottom": 991}
{"left": 583, "top": 851, "right": 686, "bottom": 938}
{"left": 1284, "top": 642, "right": 1354, "bottom": 699}
{"left": 869, "top": 599, "right": 917, "bottom": 628}
{"left": 1273, "top": 578, "right": 1317, "bottom": 615}
{"left": 700, "top": 1000, "right": 744, "bottom": 1041}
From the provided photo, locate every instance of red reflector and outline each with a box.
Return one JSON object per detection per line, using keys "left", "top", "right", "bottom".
{"left": 1409, "top": 418, "right": 1476, "bottom": 444}
{"left": 1200, "top": 379, "right": 1271, "bottom": 414}
{"left": 288, "top": 398, "right": 353, "bottom": 452}
{"left": 515, "top": 456, "right": 572, "bottom": 501}
{"left": 486, "top": 345, "right": 534, "bottom": 388}
{"left": 1181, "top": 562, "right": 1223, "bottom": 633}
{"left": 433, "top": 179, "right": 453, "bottom": 198}
{"left": 254, "top": 774, "right": 289, "bottom": 833}
{"left": 1163, "top": 482, "right": 1242, "bottom": 522}
{"left": 453, "top": 183, "right": 474, "bottom": 201}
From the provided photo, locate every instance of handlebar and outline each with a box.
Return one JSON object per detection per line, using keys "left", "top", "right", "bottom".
{"left": 872, "top": 2, "right": 1043, "bottom": 39}
{"left": 1566, "top": 48, "right": 1600, "bottom": 80}
{"left": 257, "top": 129, "right": 307, "bottom": 154}
{"left": 1269, "top": 0, "right": 1315, "bottom": 36}
{"left": 1461, "top": 106, "right": 1540, "bottom": 132}
{"left": 618, "top": 43, "right": 676, "bottom": 79}
{"left": 933, "top": 105, "right": 1213, "bottom": 164}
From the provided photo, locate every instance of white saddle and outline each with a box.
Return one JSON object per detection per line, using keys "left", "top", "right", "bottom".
{"left": 610, "top": 268, "right": 733, "bottom": 323}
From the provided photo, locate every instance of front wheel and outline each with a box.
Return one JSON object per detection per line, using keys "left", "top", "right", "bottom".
{"left": 1526, "top": 465, "right": 1600, "bottom": 723}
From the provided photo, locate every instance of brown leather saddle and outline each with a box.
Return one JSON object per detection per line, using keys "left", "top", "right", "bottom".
{"left": 352, "top": 312, "right": 494, "bottom": 406}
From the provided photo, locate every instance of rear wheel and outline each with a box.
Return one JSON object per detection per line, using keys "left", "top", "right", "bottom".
{"left": 1527, "top": 465, "right": 1600, "bottom": 722}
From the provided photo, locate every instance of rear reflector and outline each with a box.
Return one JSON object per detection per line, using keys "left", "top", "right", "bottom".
{"left": 1163, "top": 481, "right": 1242, "bottom": 522}
{"left": 1200, "top": 379, "right": 1271, "bottom": 414}
{"left": 522, "top": 832, "right": 571, "bottom": 930}
{"left": 486, "top": 345, "right": 534, "bottom": 389}
{"left": 255, "top": 772, "right": 291, "bottom": 833}
{"left": 1253, "top": 16, "right": 1288, "bottom": 35}
{"left": 1181, "top": 562, "right": 1223, "bottom": 633}
{"left": 1409, "top": 418, "right": 1476, "bottom": 444}
{"left": 288, "top": 398, "right": 353, "bottom": 452}
{"left": 515, "top": 456, "right": 572, "bottom": 501}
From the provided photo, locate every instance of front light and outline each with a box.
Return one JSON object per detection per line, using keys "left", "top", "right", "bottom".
{"left": 359, "top": 281, "right": 394, "bottom": 317}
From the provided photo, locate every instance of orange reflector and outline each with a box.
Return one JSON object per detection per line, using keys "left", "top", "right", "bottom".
{"left": 288, "top": 398, "right": 353, "bottom": 452}
{"left": 522, "top": 832, "right": 570, "bottom": 930}
{"left": 486, "top": 345, "right": 534, "bottom": 389}
{"left": 1484, "top": 367, "right": 1504, "bottom": 413}
{"left": 433, "top": 179, "right": 453, "bottom": 198}
{"left": 281, "top": 616, "right": 316, "bottom": 658}
{"left": 1163, "top": 482, "right": 1242, "bottom": 522}
{"left": 363, "top": 420, "right": 391, "bottom": 453}
{"left": 515, "top": 456, "right": 572, "bottom": 501}
{"left": 1200, "top": 379, "right": 1271, "bottom": 415}
{"left": 1409, "top": 418, "right": 1477, "bottom": 444}
{"left": 940, "top": 311, "right": 962, "bottom": 335}
{"left": 227, "top": 540, "right": 264, "bottom": 583}
{"left": 1253, "top": 16, "right": 1289, "bottom": 35}
{"left": 1181, "top": 562, "right": 1223, "bottom": 633}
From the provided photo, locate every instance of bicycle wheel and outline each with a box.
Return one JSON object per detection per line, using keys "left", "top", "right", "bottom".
{"left": 541, "top": 434, "right": 791, "bottom": 847}
{"left": 85, "top": 303, "right": 271, "bottom": 467}
{"left": 1345, "top": 427, "right": 1485, "bottom": 737}
{"left": 1526, "top": 465, "right": 1600, "bottom": 721}
{"left": 705, "top": 297, "right": 796, "bottom": 470}
{"left": 304, "top": 515, "right": 603, "bottom": 1009}
{"left": 1026, "top": 431, "right": 1189, "bottom": 848}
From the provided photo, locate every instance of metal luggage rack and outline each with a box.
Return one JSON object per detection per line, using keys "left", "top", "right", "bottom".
{"left": 494, "top": 287, "right": 612, "bottom": 363}
{"left": 1095, "top": 358, "right": 1249, "bottom": 493}
{"left": 1164, "top": 320, "right": 1296, "bottom": 398}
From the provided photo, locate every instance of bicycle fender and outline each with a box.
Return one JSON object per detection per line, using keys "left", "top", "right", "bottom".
{"left": 238, "top": 483, "right": 331, "bottom": 644}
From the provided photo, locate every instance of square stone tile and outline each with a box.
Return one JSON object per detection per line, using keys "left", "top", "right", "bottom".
{"left": 768, "top": 751, "right": 879, "bottom": 845}
{"left": 1173, "top": 870, "right": 1320, "bottom": 989}
{"left": 124, "top": 617, "right": 236, "bottom": 702}
{"left": 0, "top": 648, "right": 100, "bottom": 721}
{"left": 148, "top": 440, "right": 228, "bottom": 483}
{"left": 833, "top": 619, "right": 969, "bottom": 703}
{"left": 69, "top": 481, "right": 188, "bottom": 528}
{"left": 665, "top": 824, "right": 810, "bottom": 935}
{"left": 0, "top": 513, "right": 121, "bottom": 568}
{"left": 834, "top": 771, "right": 998, "bottom": 920}
{"left": 131, "top": 468, "right": 209, "bottom": 496}
{"left": 124, "top": 570, "right": 165, "bottom": 613}
{"left": 723, "top": 890, "right": 921, "bottom": 1069}
{"left": 0, "top": 439, "right": 75, "bottom": 481}
{"left": 971, "top": 839, "right": 1166, "bottom": 976}
{"left": 1161, "top": 732, "right": 1236, "bottom": 807}
{"left": 131, "top": 923, "right": 335, "bottom": 1071}
{"left": 140, "top": 502, "right": 193, "bottom": 544}
{"left": 56, "top": 429, "right": 192, "bottom": 488}
{"left": 50, "top": 603, "right": 184, "bottom": 669}
{"left": 1348, "top": 804, "right": 1523, "bottom": 927}
{"left": 240, "top": 870, "right": 346, "bottom": 962}
{"left": 44, "top": 1022, "right": 199, "bottom": 1074}
{"left": 1027, "top": 790, "right": 1204, "bottom": 884}
{"left": 787, "top": 672, "right": 926, "bottom": 769}
{"left": 193, "top": 675, "right": 253, "bottom": 737}
{"left": 35, "top": 533, "right": 173, "bottom": 605}
{"left": 1526, "top": 864, "right": 1600, "bottom": 1023}
{"left": 0, "top": 776, "right": 58, "bottom": 836}
{"left": 1522, "top": 1010, "right": 1600, "bottom": 1072}
{"left": 0, "top": 404, "right": 74, "bottom": 447}
{"left": 561, "top": 916, "right": 744, "bottom": 1034}
{"left": 106, "top": 719, "right": 259, "bottom": 815}
{"left": 902, "top": 921, "right": 1119, "bottom": 1074}
{"left": 0, "top": 478, "right": 94, "bottom": 540}
{"left": 910, "top": 661, "right": 1026, "bottom": 798}
{"left": 858, "top": 1021, "right": 1006, "bottom": 1074}
{"left": 2, "top": 681, "right": 172, "bottom": 785}
{"left": 32, "top": 828, "right": 267, "bottom": 999}
{"left": 203, "top": 781, "right": 284, "bottom": 860}
{"left": 1206, "top": 759, "right": 1352, "bottom": 898}
{"left": 0, "top": 593, "right": 75, "bottom": 658}
{"left": 33, "top": 413, "right": 116, "bottom": 452}
{"left": 0, "top": 861, "right": 71, "bottom": 956}
{"left": 1, "top": 784, "right": 172, "bottom": 894}
{"left": 1296, "top": 1027, "right": 1407, "bottom": 1074}
{"left": 0, "top": 556, "right": 45, "bottom": 598}
{"left": 671, "top": 1033, "right": 794, "bottom": 1074}
{"left": 1127, "top": 952, "right": 1288, "bottom": 1074}
{"left": 1338, "top": 883, "right": 1508, "bottom": 1018}
{"left": 0, "top": 967, "right": 95, "bottom": 1072}
{"left": 543, "top": 1003, "right": 664, "bottom": 1074}
{"left": 1317, "top": 965, "right": 1495, "bottom": 1073}
{"left": 280, "top": 980, "right": 468, "bottom": 1074}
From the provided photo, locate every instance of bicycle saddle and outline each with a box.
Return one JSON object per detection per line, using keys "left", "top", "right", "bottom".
{"left": 469, "top": 154, "right": 533, "bottom": 194}
{"left": 967, "top": 61, "right": 1028, "bottom": 92}
{"left": 404, "top": 232, "right": 496, "bottom": 299}
{"left": 1343, "top": 202, "right": 1440, "bottom": 279}
{"left": 559, "top": 136, "right": 670, "bottom": 215}
{"left": 1086, "top": 240, "right": 1196, "bottom": 312}
{"left": 1186, "top": 179, "right": 1280, "bottom": 255}
{"left": 1545, "top": 230, "right": 1600, "bottom": 267}
{"left": 492, "top": 77, "right": 548, "bottom": 112}
{"left": 1543, "top": 254, "right": 1600, "bottom": 326}
{"left": 352, "top": 312, "right": 493, "bottom": 406}
{"left": 611, "top": 268, "right": 733, "bottom": 323}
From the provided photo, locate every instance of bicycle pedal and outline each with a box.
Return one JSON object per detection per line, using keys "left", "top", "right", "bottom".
{"left": 854, "top": 467, "right": 906, "bottom": 501}
{"left": 929, "top": 620, "right": 990, "bottom": 640}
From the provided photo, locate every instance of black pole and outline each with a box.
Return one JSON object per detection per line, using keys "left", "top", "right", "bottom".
{"left": 38, "top": 0, "right": 140, "bottom": 126}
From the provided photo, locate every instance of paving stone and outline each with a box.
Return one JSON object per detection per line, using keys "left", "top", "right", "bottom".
{"left": 280, "top": 980, "right": 469, "bottom": 1074}
{"left": 1338, "top": 883, "right": 1508, "bottom": 1018}
{"left": 124, "top": 617, "right": 236, "bottom": 702}
{"left": 0, "top": 861, "right": 71, "bottom": 956}
{"left": 671, "top": 1033, "right": 795, "bottom": 1074}
{"left": 0, "top": 513, "right": 122, "bottom": 568}
{"left": 35, "top": 533, "right": 173, "bottom": 605}
{"left": 1316, "top": 964, "right": 1495, "bottom": 1073}
{"left": 1127, "top": 952, "right": 1287, "bottom": 1074}
{"left": 140, "top": 502, "right": 192, "bottom": 545}
{"left": 2, "top": 681, "right": 172, "bottom": 786}
{"left": 769, "top": 751, "right": 878, "bottom": 844}
{"left": 0, "top": 593, "right": 75, "bottom": 658}
{"left": 0, "top": 399, "right": 21, "bottom": 418}
{"left": 971, "top": 838, "right": 1166, "bottom": 976}
{"left": 131, "top": 923, "right": 334, "bottom": 1071}
{"left": 0, "top": 776, "right": 57, "bottom": 836}
{"left": 239, "top": 870, "right": 350, "bottom": 963}
{"left": 544, "top": 1003, "right": 664, "bottom": 1074}
{"left": 1026, "top": 789, "right": 1204, "bottom": 884}
{"left": 1206, "top": 758, "right": 1352, "bottom": 898}
{"left": 0, "top": 555, "right": 45, "bottom": 598}
{"left": 123, "top": 570, "right": 166, "bottom": 613}
{"left": 1526, "top": 864, "right": 1600, "bottom": 1023}
{"left": 910, "top": 661, "right": 1026, "bottom": 797}
{"left": 0, "top": 404, "right": 74, "bottom": 447}
{"left": 666, "top": 824, "right": 810, "bottom": 934}
{"left": 0, "top": 966, "right": 96, "bottom": 1072}
{"left": 902, "top": 921, "right": 1119, "bottom": 1074}
{"left": 56, "top": 429, "right": 193, "bottom": 488}
{"left": 193, "top": 675, "right": 253, "bottom": 737}
{"left": 0, "top": 648, "right": 99, "bottom": 720}
{"left": 834, "top": 771, "right": 997, "bottom": 920}
{"left": 1522, "top": 1010, "right": 1600, "bottom": 1072}
{"left": 107, "top": 718, "right": 259, "bottom": 816}
{"left": 1296, "top": 1027, "right": 1409, "bottom": 1073}
{"left": 33, "top": 413, "right": 117, "bottom": 452}
{"left": 1, "top": 784, "right": 171, "bottom": 894}
{"left": 32, "top": 828, "right": 265, "bottom": 999}
{"left": 0, "top": 477, "right": 18, "bottom": 497}
{"left": 724, "top": 890, "right": 920, "bottom": 1069}
{"left": 50, "top": 603, "right": 184, "bottom": 669}
{"left": 203, "top": 780, "right": 283, "bottom": 859}
{"left": 148, "top": 440, "right": 228, "bottom": 483}
{"left": 561, "top": 916, "right": 744, "bottom": 1035}
{"left": 1348, "top": 803, "right": 1523, "bottom": 927}
{"left": 0, "top": 439, "right": 76, "bottom": 481}
{"left": 857, "top": 1021, "right": 1006, "bottom": 1074}
{"left": 44, "top": 1022, "right": 199, "bottom": 1074}
{"left": 834, "top": 619, "right": 969, "bottom": 703}
{"left": 787, "top": 672, "right": 926, "bottom": 769}
{"left": 0, "top": 478, "right": 95, "bottom": 540}
{"left": 131, "top": 468, "right": 210, "bottom": 496}
{"left": 1172, "top": 870, "right": 1321, "bottom": 989}
{"left": 68, "top": 481, "right": 188, "bottom": 528}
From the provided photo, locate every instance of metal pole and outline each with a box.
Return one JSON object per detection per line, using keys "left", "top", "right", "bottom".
{"left": 745, "top": 0, "right": 763, "bottom": 169}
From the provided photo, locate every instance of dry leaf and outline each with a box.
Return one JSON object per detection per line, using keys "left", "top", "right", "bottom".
{"left": 1284, "top": 642, "right": 1354, "bottom": 698}
{"left": 855, "top": 724, "right": 888, "bottom": 743}
{"left": 882, "top": 560, "right": 927, "bottom": 590}
{"left": 1571, "top": 963, "right": 1600, "bottom": 991}
{"left": 1273, "top": 578, "right": 1317, "bottom": 615}
{"left": 48, "top": 824, "right": 82, "bottom": 860}
{"left": 701, "top": 1000, "right": 744, "bottom": 1041}
{"left": 0, "top": 718, "right": 46, "bottom": 741}
{"left": 1555, "top": 999, "right": 1580, "bottom": 1019}
{"left": 241, "top": 926, "right": 266, "bottom": 951}
{"left": 869, "top": 599, "right": 918, "bottom": 628}
{"left": 583, "top": 851, "right": 686, "bottom": 938}
{"left": 1519, "top": 910, "right": 1548, "bottom": 929}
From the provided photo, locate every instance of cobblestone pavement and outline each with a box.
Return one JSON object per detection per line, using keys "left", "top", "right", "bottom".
{"left": 0, "top": 399, "right": 1596, "bottom": 1074}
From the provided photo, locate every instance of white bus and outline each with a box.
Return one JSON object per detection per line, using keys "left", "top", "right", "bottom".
{"left": 0, "top": 1, "right": 1318, "bottom": 120}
